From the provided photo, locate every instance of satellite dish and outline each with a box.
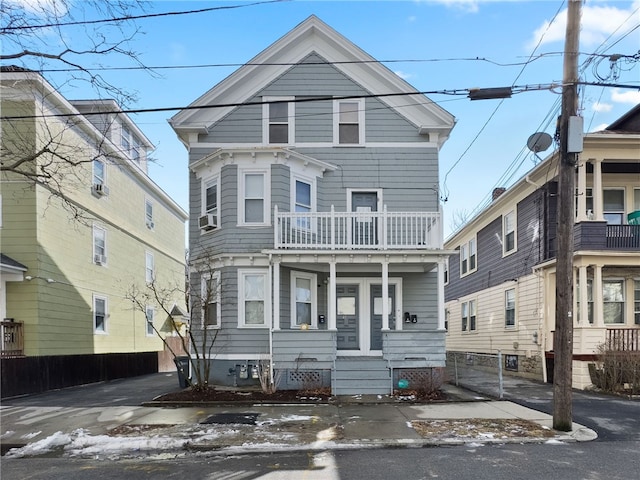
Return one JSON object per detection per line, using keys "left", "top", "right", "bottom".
{"left": 526, "top": 132, "right": 553, "bottom": 153}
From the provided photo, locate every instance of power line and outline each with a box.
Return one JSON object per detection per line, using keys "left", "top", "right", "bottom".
{"left": 0, "top": 0, "right": 286, "bottom": 32}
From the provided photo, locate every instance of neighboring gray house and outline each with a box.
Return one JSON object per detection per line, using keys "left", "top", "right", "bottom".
{"left": 169, "top": 16, "right": 456, "bottom": 395}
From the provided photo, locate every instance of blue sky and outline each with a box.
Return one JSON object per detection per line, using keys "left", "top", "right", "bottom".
{"left": 9, "top": 0, "right": 640, "bottom": 237}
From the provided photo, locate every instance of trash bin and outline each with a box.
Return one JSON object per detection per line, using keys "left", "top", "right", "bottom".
{"left": 174, "top": 356, "right": 190, "bottom": 389}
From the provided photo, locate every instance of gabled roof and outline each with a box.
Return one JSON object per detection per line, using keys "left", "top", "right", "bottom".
{"left": 170, "top": 15, "right": 455, "bottom": 144}
{"left": 605, "top": 103, "right": 640, "bottom": 133}
{"left": 0, "top": 253, "right": 28, "bottom": 273}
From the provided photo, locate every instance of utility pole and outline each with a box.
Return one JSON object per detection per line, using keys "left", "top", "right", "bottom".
{"left": 553, "top": 0, "right": 582, "bottom": 432}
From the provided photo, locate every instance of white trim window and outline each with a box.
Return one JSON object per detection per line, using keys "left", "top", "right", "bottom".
{"left": 263, "top": 96, "right": 294, "bottom": 144}
{"left": 145, "top": 199, "right": 154, "bottom": 229}
{"left": 603, "top": 188, "right": 625, "bottom": 225}
{"left": 93, "top": 159, "right": 106, "bottom": 186}
{"left": 145, "top": 251, "right": 155, "bottom": 284}
{"left": 443, "top": 258, "right": 449, "bottom": 285}
{"left": 634, "top": 279, "right": 640, "bottom": 325}
{"left": 577, "top": 278, "right": 594, "bottom": 324}
{"left": 121, "top": 124, "right": 131, "bottom": 152}
{"left": 93, "top": 225, "right": 107, "bottom": 265}
{"left": 201, "top": 176, "right": 219, "bottom": 231}
{"left": 603, "top": 279, "right": 624, "bottom": 324}
{"left": 239, "top": 170, "right": 270, "bottom": 225}
{"left": 634, "top": 188, "right": 640, "bottom": 212}
{"left": 93, "top": 294, "right": 107, "bottom": 333}
{"left": 238, "top": 269, "right": 268, "bottom": 328}
{"left": 503, "top": 210, "right": 516, "bottom": 255}
{"left": 145, "top": 306, "right": 155, "bottom": 336}
{"left": 291, "top": 271, "right": 317, "bottom": 328}
{"left": 461, "top": 299, "right": 476, "bottom": 332}
{"left": 460, "top": 237, "right": 477, "bottom": 276}
{"left": 132, "top": 138, "right": 141, "bottom": 164}
{"left": 334, "top": 98, "right": 364, "bottom": 145}
{"left": 202, "top": 271, "right": 221, "bottom": 329}
{"left": 505, "top": 288, "right": 516, "bottom": 327}
{"left": 292, "top": 175, "right": 315, "bottom": 230}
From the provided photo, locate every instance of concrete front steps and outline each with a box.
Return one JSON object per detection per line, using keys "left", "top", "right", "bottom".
{"left": 333, "top": 357, "right": 391, "bottom": 395}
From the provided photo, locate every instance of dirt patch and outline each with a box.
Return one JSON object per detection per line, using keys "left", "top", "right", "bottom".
{"left": 411, "top": 418, "right": 556, "bottom": 440}
{"left": 155, "top": 387, "right": 333, "bottom": 403}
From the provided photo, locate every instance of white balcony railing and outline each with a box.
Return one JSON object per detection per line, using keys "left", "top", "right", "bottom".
{"left": 274, "top": 205, "right": 441, "bottom": 250}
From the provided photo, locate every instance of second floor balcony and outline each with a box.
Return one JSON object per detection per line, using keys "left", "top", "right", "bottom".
{"left": 274, "top": 206, "right": 442, "bottom": 251}
{"left": 574, "top": 222, "right": 640, "bottom": 251}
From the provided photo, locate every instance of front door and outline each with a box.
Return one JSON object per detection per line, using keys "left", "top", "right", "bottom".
{"left": 352, "top": 192, "right": 378, "bottom": 246}
{"left": 336, "top": 285, "right": 359, "bottom": 350}
{"left": 370, "top": 284, "right": 396, "bottom": 351}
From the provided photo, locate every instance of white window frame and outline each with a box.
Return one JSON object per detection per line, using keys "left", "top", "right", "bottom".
{"left": 460, "top": 237, "right": 477, "bottom": 276}
{"left": 238, "top": 169, "right": 270, "bottom": 226}
{"left": 238, "top": 268, "right": 269, "bottom": 328}
{"left": 201, "top": 271, "right": 221, "bottom": 329}
{"left": 93, "top": 294, "right": 108, "bottom": 334}
{"left": 121, "top": 124, "right": 131, "bottom": 152}
{"left": 505, "top": 288, "right": 516, "bottom": 328}
{"left": 603, "top": 278, "right": 625, "bottom": 324}
{"left": 145, "top": 305, "right": 155, "bottom": 336}
{"left": 469, "top": 299, "right": 477, "bottom": 331}
{"left": 333, "top": 98, "right": 365, "bottom": 145}
{"left": 603, "top": 187, "right": 625, "bottom": 225}
{"left": 263, "top": 96, "right": 294, "bottom": 145}
{"left": 577, "top": 277, "right": 594, "bottom": 324}
{"left": 443, "top": 258, "right": 449, "bottom": 286}
{"left": 145, "top": 198, "right": 154, "bottom": 229}
{"left": 634, "top": 279, "right": 640, "bottom": 325}
{"left": 461, "top": 301, "right": 468, "bottom": 332}
{"left": 93, "top": 225, "right": 107, "bottom": 265}
{"left": 503, "top": 210, "right": 517, "bottom": 256}
{"left": 634, "top": 188, "right": 640, "bottom": 212}
{"left": 290, "top": 271, "right": 317, "bottom": 329}
{"left": 145, "top": 251, "right": 155, "bottom": 284}
{"left": 93, "top": 159, "right": 106, "bottom": 186}
{"left": 291, "top": 174, "right": 316, "bottom": 231}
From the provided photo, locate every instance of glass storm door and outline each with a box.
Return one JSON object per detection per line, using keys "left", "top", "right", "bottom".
{"left": 336, "top": 285, "right": 359, "bottom": 350}
{"left": 370, "top": 284, "right": 396, "bottom": 351}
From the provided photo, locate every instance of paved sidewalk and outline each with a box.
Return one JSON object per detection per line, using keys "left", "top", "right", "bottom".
{"left": 0, "top": 373, "right": 597, "bottom": 458}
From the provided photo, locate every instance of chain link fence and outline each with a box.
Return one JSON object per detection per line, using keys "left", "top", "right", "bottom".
{"left": 446, "top": 351, "right": 505, "bottom": 399}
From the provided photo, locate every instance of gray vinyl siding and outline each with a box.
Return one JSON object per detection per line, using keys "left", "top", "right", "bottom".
{"left": 402, "top": 271, "right": 439, "bottom": 329}
{"left": 295, "top": 98, "right": 333, "bottom": 143}
{"left": 445, "top": 189, "right": 547, "bottom": 302}
{"left": 198, "top": 104, "right": 262, "bottom": 144}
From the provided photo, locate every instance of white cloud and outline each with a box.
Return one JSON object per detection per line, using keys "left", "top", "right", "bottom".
{"left": 394, "top": 70, "right": 413, "bottom": 80}
{"left": 6, "top": 0, "right": 67, "bottom": 16}
{"left": 419, "top": 0, "right": 480, "bottom": 14}
{"left": 528, "top": 2, "right": 640, "bottom": 49}
{"left": 589, "top": 123, "right": 609, "bottom": 132}
{"left": 611, "top": 88, "right": 640, "bottom": 104}
{"left": 592, "top": 102, "right": 613, "bottom": 113}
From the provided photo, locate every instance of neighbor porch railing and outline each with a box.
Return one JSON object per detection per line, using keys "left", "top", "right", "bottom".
{"left": 1, "top": 320, "right": 24, "bottom": 357}
{"left": 606, "top": 328, "right": 640, "bottom": 351}
{"left": 606, "top": 225, "right": 640, "bottom": 249}
{"left": 274, "top": 205, "right": 441, "bottom": 250}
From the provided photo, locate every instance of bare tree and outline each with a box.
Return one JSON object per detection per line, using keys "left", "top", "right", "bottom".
{"left": 126, "top": 251, "right": 222, "bottom": 393}
{"left": 1, "top": 1, "right": 148, "bottom": 214}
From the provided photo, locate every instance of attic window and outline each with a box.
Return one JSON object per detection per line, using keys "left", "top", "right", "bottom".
{"left": 263, "top": 96, "right": 294, "bottom": 144}
{"left": 334, "top": 99, "right": 364, "bottom": 145}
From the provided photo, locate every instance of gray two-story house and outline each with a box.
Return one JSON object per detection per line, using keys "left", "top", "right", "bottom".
{"left": 170, "top": 16, "right": 455, "bottom": 395}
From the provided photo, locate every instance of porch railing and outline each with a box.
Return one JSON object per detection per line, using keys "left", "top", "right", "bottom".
{"left": 1, "top": 320, "right": 24, "bottom": 357}
{"left": 606, "top": 328, "right": 639, "bottom": 352}
{"left": 606, "top": 225, "right": 640, "bottom": 249}
{"left": 274, "top": 205, "right": 441, "bottom": 250}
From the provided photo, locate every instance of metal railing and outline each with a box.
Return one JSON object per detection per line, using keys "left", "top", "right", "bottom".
{"left": 1, "top": 320, "right": 24, "bottom": 357}
{"left": 606, "top": 225, "right": 640, "bottom": 249}
{"left": 447, "top": 351, "right": 504, "bottom": 399}
{"left": 274, "top": 205, "right": 441, "bottom": 250}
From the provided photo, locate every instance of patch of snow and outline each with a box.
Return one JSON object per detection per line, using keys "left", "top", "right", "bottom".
{"left": 5, "top": 431, "right": 71, "bottom": 458}
{"left": 0, "top": 430, "right": 15, "bottom": 439}
{"left": 21, "top": 431, "right": 42, "bottom": 439}
{"left": 478, "top": 432, "right": 495, "bottom": 439}
{"left": 467, "top": 442, "right": 484, "bottom": 448}
{"left": 544, "top": 439, "right": 566, "bottom": 445}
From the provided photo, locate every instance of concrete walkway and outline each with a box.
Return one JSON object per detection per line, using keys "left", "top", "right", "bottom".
{"left": 0, "top": 373, "right": 597, "bottom": 458}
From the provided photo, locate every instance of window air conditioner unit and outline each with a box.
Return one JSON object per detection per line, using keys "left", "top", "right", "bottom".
{"left": 94, "top": 254, "right": 107, "bottom": 265}
{"left": 199, "top": 213, "right": 217, "bottom": 231}
{"left": 93, "top": 183, "right": 109, "bottom": 196}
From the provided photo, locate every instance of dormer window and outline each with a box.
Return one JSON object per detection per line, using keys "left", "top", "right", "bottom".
{"left": 121, "top": 125, "right": 131, "bottom": 152}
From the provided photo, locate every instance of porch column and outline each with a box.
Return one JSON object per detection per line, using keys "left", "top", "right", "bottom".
{"left": 576, "top": 160, "right": 587, "bottom": 222}
{"left": 593, "top": 264, "right": 603, "bottom": 327}
{"left": 328, "top": 260, "right": 337, "bottom": 330}
{"left": 578, "top": 265, "right": 588, "bottom": 324}
{"left": 437, "top": 259, "right": 446, "bottom": 331}
{"left": 592, "top": 158, "right": 604, "bottom": 221}
{"left": 381, "top": 259, "right": 390, "bottom": 330}
{"left": 272, "top": 260, "right": 280, "bottom": 330}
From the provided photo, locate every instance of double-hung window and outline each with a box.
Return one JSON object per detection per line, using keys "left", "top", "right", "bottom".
{"left": 603, "top": 188, "right": 625, "bottom": 225}
{"left": 263, "top": 97, "right": 294, "bottom": 144}
{"left": 291, "top": 271, "right": 316, "bottom": 328}
{"left": 293, "top": 176, "right": 314, "bottom": 230}
{"left": 93, "top": 225, "right": 107, "bottom": 265}
{"left": 145, "top": 306, "right": 154, "bottom": 336}
{"left": 461, "top": 300, "right": 476, "bottom": 332}
{"left": 603, "top": 279, "right": 624, "bottom": 324}
{"left": 503, "top": 211, "right": 516, "bottom": 255}
{"left": 93, "top": 159, "right": 105, "bottom": 186}
{"left": 93, "top": 295, "right": 107, "bottom": 333}
{"left": 240, "top": 170, "right": 269, "bottom": 225}
{"left": 121, "top": 125, "right": 131, "bottom": 152}
{"left": 505, "top": 288, "right": 516, "bottom": 327}
{"left": 634, "top": 280, "right": 640, "bottom": 325}
{"left": 238, "top": 269, "right": 268, "bottom": 328}
{"left": 202, "top": 272, "right": 221, "bottom": 329}
{"left": 577, "top": 278, "right": 594, "bottom": 324}
{"left": 460, "top": 237, "right": 477, "bottom": 276}
{"left": 145, "top": 251, "right": 155, "bottom": 284}
{"left": 145, "top": 199, "right": 154, "bottom": 229}
{"left": 334, "top": 99, "right": 364, "bottom": 145}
